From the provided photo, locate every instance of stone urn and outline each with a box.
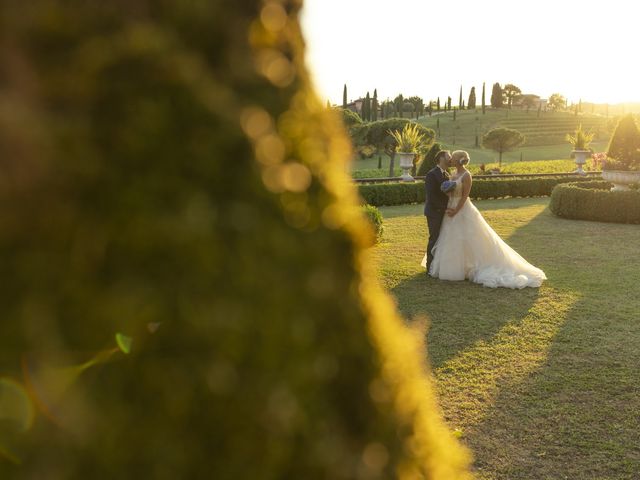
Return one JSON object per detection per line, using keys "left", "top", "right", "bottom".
{"left": 572, "top": 150, "right": 590, "bottom": 175}
{"left": 397, "top": 152, "right": 416, "bottom": 182}
{"left": 602, "top": 170, "right": 640, "bottom": 191}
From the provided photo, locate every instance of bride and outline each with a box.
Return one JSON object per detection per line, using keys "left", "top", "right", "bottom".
{"left": 422, "top": 150, "right": 546, "bottom": 289}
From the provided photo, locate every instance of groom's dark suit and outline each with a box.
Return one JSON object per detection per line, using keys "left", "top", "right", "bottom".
{"left": 424, "top": 165, "right": 450, "bottom": 273}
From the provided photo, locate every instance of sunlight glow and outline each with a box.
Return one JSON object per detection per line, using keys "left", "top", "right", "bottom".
{"left": 301, "top": 0, "right": 639, "bottom": 106}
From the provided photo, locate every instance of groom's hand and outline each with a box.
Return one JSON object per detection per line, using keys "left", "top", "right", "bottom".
{"left": 446, "top": 208, "right": 456, "bottom": 217}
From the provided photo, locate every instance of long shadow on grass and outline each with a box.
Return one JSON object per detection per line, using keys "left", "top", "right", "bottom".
{"left": 434, "top": 207, "right": 640, "bottom": 479}
{"left": 389, "top": 201, "right": 549, "bottom": 369}
{"left": 390, "top": 274, "right": 541, "bottom": 370}
{"left": 463, "top": 293, "right": 640, "bottom": 480}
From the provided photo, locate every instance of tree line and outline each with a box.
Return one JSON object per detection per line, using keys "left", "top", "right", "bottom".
{"left": 339, "top": 83, "right": 577, "bottom": 122}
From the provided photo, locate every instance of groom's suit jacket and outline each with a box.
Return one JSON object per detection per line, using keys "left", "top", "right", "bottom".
{"left": 424, "top": 166, "right": 450, "bottom": 217}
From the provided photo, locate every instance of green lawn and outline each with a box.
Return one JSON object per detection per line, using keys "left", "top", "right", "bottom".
{"left": 371, "top": 198, "right": 640, "bottom": 479}
{"left": 418, "top": 109, "right": 611, "bottom": 149}
{"left": 352, "top": 108, "right": 612, "bottom": 175}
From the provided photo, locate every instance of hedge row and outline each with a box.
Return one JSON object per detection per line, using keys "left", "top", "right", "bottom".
{"left": 359, "top": 176, "right": 598, "bottom": 206}
{"left": 550, "top": 181, "right": 640, "bottom": 224}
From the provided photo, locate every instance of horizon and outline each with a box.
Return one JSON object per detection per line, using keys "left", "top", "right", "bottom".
{"left": 301, "top": 0, "right": 640, "bottom": 107}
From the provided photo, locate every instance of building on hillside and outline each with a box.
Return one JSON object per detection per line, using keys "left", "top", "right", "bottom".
{"left": 345, "top": 98, "right": 364, "bottom": 114}
{"left": 345, "top": 98, "right": 382, "bottom": 119}
{"left": 512, "top": 94, "right": 548, "bottom": 110}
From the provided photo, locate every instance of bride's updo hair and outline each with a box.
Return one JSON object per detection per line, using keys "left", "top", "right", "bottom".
{"left": 451, "top": 150, "right": 471, "bottom": 166}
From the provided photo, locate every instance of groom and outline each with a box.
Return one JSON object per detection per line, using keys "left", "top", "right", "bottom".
{"left": 423, "top": 150, "right": 452, "bottom": 275}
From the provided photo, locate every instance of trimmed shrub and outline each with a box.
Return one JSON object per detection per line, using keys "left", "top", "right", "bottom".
{"left": 605, "top": 114, "right": 640, "bottom": 171}
{"left": 339, "top": 107, "right": 363, "bottom": 127}
{"left": 416, "top": 142, "right": 449, "bottom": 176}
{"left": 362, "top": 204, "right": 384, "bottom": 242}
{"left": 357, "top": 144, "right": 376, "bottom": 159}
{"left": 550, "top": 181, "right": 640, "bottom": 224}
{"left": 352, "top": 168, "right": 401, "bottom": 179}
{"left": 359, "top": 176, "right": 596, "bottom": 206}
{"left": 1, "top": 1, "right": 471, "bottom": 479}
{"left": 364, "top": 118, "right": 435, "bottom": 153}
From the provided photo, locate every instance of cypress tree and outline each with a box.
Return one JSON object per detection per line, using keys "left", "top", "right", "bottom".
{"left": 459, "top": 85, "right": 463, "bottom": 109}
{"left": 372, "top": 89, "right": 378, "bottom": 121}
{"left": 437, "top": 97, "right": 441, "bottom": 111}
{"left": 468, "top": 87, "right": 476, "bottom": 110}
{"left": 364, "top": 91, "right": 371, "bottom": 121}
{"left": 481, "top": 82, "right": 486, "bottom": 114}
{"left": 393, "top": 94, "right": 404, "bottom": 118}
{"left": 343, "top": 84, "right": 347, "bottom": 108}
{"left": 491, "top": 83, "right": 503, "bottom": 108}
{"left": 447, "top": 96, "right": 452, "bottom": 111}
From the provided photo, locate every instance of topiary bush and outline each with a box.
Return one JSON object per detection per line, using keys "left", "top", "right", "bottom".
{"left": 338, "top": 107, "right": 363, "bottom": 127}
{"left": 362, "top": 205, "right": 384, "bottom": 243}
{"left": 364, "top": 119, "right": 435, "bottom": 155}
{"left": 605, "top": 114, "right": 640, "bottom": 171}
{"left": 358, "top": 176, "right": 596, "bottom": 206}
{"left": 416, "top": 142, "right": 449, "bottom": 176}
{"left": 550, "top": 181, "right": 640, "bottom": 223}
{"left": 0, "top": 1, "right": 471, "bottom": 479}
{"left": 357, "top": 144, "right": 377, "bottom": 159}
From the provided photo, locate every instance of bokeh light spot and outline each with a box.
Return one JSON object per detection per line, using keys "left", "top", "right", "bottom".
{"left": 240, "top": 107, "right": 273, "bottom": 140}
{"left": 255, "top": 133, "right": 286, "bottom": 165}
{"left": 255, "top": 49, "right": 295, "bottom": 87}
{"left": 260, "top": 2, "right": 288, "bottom": 33}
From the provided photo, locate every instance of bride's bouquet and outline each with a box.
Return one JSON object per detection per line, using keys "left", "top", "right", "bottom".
{"left": 441, "top": 180, "right": 456, "bottom": 193}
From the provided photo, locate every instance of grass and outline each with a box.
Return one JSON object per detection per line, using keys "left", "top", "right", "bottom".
{"left": 418, "top": 109, "right": 611, "bottom": 149}
{"left": 352, "top": 108, "right": 612, "bottom": 175}
{"left": 370, "top": 198, "right": 640, "bottom": 479}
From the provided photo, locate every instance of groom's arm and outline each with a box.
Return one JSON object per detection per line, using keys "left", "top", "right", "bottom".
{"left": 425, "top": 171, "right": 438, "bottom": 198}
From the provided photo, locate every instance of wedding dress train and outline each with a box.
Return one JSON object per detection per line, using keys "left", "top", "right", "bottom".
{"left": 422, "top": 172, "right": 546, "bottom": 289}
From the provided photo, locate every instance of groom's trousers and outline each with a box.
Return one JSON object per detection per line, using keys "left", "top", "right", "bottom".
{"left": 426, "top": 213, "right": 444, "bottom": 271}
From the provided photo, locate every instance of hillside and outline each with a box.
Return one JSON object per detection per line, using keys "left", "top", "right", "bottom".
{"left": 417, "top": 109, "right": 611, "bottom": 149}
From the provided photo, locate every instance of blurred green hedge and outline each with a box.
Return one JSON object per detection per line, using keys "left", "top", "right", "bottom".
{"left": 550, "top": 181, "right": 640, "bottom": 224}
{"left": 361, "top": 205, "right": 384, "bottom": 243}
{"left": 358, "top": 175, "right": 598, "bottom": 206}
{"left": 0, "top": 1, "right": 470, "bottom": 479}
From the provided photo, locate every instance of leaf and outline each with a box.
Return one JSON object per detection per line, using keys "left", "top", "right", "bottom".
{"left": 115, "top": 333, "right": 133, "bottom": 354}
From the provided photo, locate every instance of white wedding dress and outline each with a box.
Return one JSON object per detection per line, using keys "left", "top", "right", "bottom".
{"left": 421, "top": 171, "right": 546, "bottom": 289}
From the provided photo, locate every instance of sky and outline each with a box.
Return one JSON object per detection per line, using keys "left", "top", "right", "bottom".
{"left": 300, "top": 0, "right": 639, "bottom": 106}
